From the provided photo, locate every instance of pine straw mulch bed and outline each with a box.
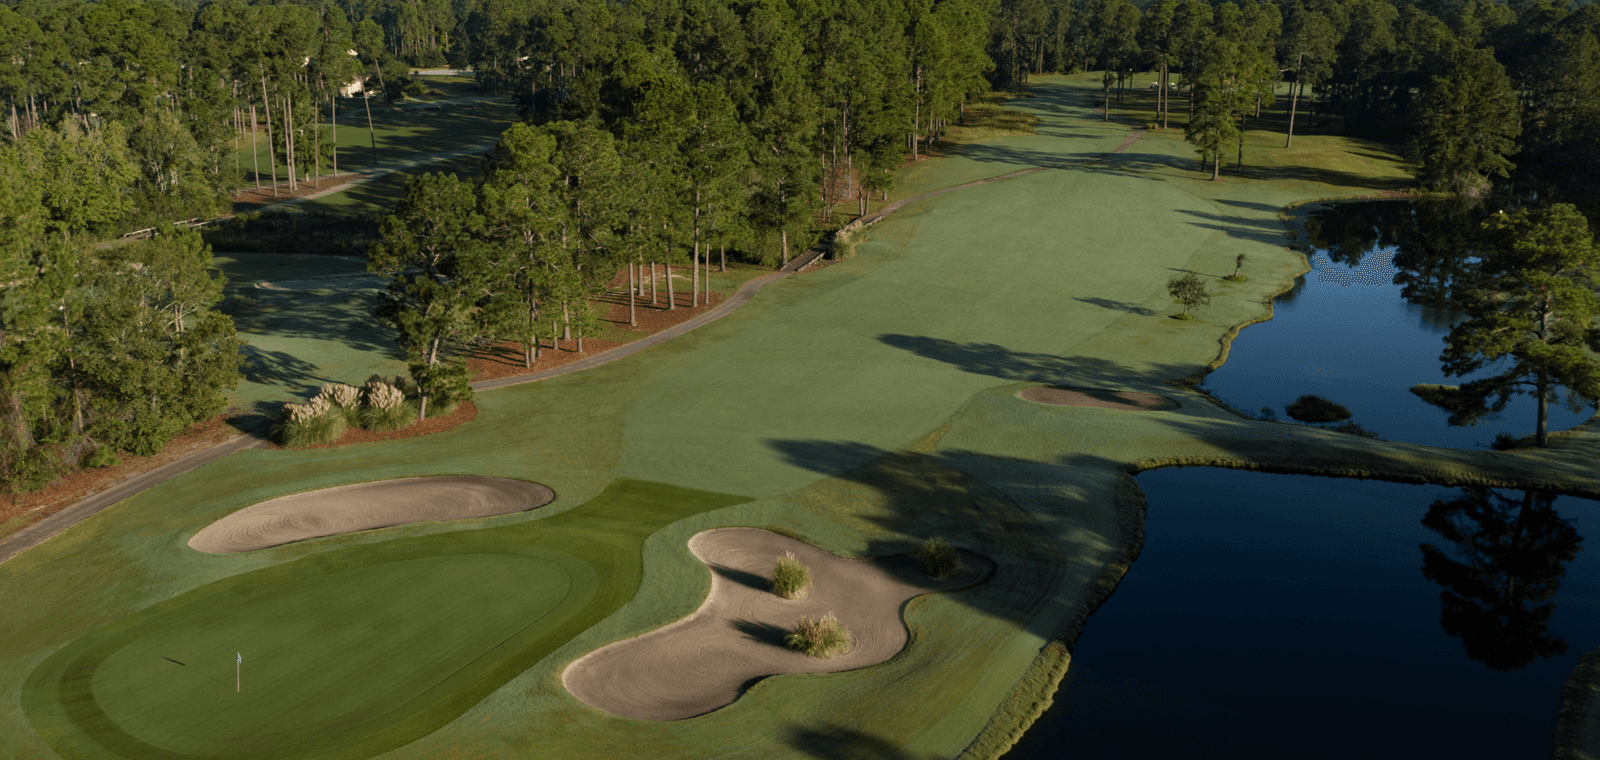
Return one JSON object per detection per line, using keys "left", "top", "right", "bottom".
{"left": 230, "top": 173, "right": 365, "bottom": 213}
{"left": 269, "top": 401, "right": 479, "bottom": 451}
{"left": 0, "top": 415, "right": 240, "bottom": 542}
{"left": 466, "top": 284, "right": 728, "bottom": 384}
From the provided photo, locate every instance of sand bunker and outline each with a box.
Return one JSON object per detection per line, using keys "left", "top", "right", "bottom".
{"left": 562, "top": 528, "right": 991, "bottom": 720}
{"left": 188, "top": 476, "right": 553, "bottom": 553}
{"left": 1018, "top": 384, "right": 1180, "bottom": 411}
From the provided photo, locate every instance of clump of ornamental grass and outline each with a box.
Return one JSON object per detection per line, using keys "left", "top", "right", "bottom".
{"left": 771, "top": 551, "right": 812, "bottom": 600}
{"left": 785, "top": 613, "right": 851, "bottom": 658}
{"left": 316, "top": 382, "right": 363, "bottom": 425}
{"left": 916, "top": 537, "right": 962, "bottom": 579}
{"left": 273, "top": 396, "right": 346, "bottom": 447}
{"left": 359, "top": 378, "right": 413, "bottom": 432}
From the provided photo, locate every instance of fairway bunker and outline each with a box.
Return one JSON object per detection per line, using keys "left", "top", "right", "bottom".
{"left": 1018, "top": 385, "right": 1180, "bottom": 411}
{"left": 562, "top": 527, "right": 991, "bottom": 721}
{"left": 189, "top": 476, "right": 553, "bottom": 553}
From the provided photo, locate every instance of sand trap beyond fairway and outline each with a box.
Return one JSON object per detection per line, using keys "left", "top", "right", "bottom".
{"left": 188, "top": 476, "right": 553, "bottom": 553}
{"left": 562, "top": 528, "right": 991, "bottom": 720}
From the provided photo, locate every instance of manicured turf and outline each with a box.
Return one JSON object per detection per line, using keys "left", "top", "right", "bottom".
{"left": 21, "top": 479, "right": 749, "bottom": 760}
{"left": 5, "top": 73, "right": 1597, "bottom": 760}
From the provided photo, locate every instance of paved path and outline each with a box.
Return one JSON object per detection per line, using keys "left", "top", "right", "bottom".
{"left": 1, "top": 126, "right": 1145, "bottom": 565}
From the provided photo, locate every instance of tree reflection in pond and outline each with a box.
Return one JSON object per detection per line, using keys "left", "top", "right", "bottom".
{"left": 1421, "top": 487, "right": 1583, "bottom": 671}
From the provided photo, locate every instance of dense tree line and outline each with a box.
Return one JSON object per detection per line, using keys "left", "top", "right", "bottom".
{"left": 983, "top": 0, "right": 1600, "bottom": 197}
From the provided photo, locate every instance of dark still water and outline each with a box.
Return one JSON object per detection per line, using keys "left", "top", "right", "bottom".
{"left": 1005, "top": 468, "right": 1600, "bottom": 759}
{"left": 1202, "top": 200, "right": 1594, "bottom": 449}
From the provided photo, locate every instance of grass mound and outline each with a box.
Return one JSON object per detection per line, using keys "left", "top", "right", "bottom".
{"left": 1286, "top": 394, "right": 1353, "bottom": 423}
{"left": 916, "top": 537, "right": 962, "bottom": 579}
{"left": 771, "top": 551, "right": 812, "bottom": 600}
{"left": 786, "top": 613, "right": 851, "bottom": 658}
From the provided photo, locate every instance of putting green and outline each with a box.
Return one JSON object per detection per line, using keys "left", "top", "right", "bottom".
{"left": 22, "top": 479, "right": 749, "bottom": 760}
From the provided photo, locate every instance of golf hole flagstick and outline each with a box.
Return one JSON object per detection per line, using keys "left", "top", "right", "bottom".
{"left": 237, "top": 652, "right": 241, "bottom": 692}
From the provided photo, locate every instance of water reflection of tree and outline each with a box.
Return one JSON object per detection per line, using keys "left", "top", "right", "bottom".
{"left": 1302, "top": 199, "right": 1485, "bottom": 311}
{"left": 1420, "top": 487, "right": 1582, "bottom": 671}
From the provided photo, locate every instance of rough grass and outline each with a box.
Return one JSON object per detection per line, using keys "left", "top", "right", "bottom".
{"left": 785, "top": 613, "right": 851, "bottom": 658}
{"left": 942, "top": 92, "right": 1040, "bottom": 144}
{"left": 916, "top": 537, "right": 962, "bottom": 579}
{"left": 771, "top": 551, "right": 812, "bottom": 600}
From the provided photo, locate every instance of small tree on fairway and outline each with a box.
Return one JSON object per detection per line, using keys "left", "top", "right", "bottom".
{"left": 1431, "top": 204, "right": 1600, "bottom": 447}
{"left": 1167, "top": 273, "right": 1211, "bottom": 316}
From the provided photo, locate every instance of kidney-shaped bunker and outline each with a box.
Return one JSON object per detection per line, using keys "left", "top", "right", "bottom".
{"left": 189, "top": 476, "right": 554, "bottom": 553}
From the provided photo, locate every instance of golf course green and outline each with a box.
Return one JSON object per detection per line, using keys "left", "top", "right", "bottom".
{"left": 4, "top": 73, "right": 1597, "bottom": 760}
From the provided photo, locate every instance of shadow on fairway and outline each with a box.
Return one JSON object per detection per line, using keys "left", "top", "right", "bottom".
{"left": 1073, "top": 296, "right": 1157, "bottom": 316}
{"left": 790, "top": 724, "right": 926, "bottom": 760}
{"left": 877, "top": 334, "right": 1132, "bottom": 385}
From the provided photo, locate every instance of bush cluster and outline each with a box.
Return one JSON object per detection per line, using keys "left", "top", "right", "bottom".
{"left": 771, "top": 552, "right": 812, "bottom": 600}
{"left": 786, "top": 614, "right": 851, "bottom": 658}
{"left": 272, "top": 377, "right": 417, "bottom": 447}
{"left": 916, "top": 537, "right": 963, "bottom": 579}
{"left": 1285, "top": 394, "right": 1353, "bottom": 423}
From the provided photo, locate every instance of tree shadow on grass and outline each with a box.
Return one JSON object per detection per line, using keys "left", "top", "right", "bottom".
{"left": 1073, "top": 296, "right": 1156, "bottom": 317}
{"left": 789, "top": 724, "right": 928, "bottom": 760}
{"left": 876, "top": 334, "right": 1131, "bottom": 386}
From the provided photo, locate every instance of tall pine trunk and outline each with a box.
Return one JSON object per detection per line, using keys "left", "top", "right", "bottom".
{"left": 261, "top": 75, "right": 278, "bottom": 197}
{"left": 651, "top": 262, "right": 657, "bottom": 304}
{"left": 1286, "top": 78, "right": 1303, "bottom": 148}
{"left": 1537, "top": 371, "right": 1550, "bottom": 447}
{"left": 667, "top": 262, "right": 675, "bottom": 310}
{"left": 251, "top": 103, "right": 260, "bottom": 190}
{"left": 628, "top": 264, "right": 636, "bottom": 326}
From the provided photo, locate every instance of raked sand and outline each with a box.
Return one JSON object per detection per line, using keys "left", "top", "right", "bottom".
{"left": 188, "top": 476, "right": 553, "bottom": 553}
{"left": 562, "top": 528, "right": 991, "bottom": 721}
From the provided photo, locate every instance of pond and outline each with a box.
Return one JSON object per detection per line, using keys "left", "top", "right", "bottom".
{"left": 1004, "top": 468, "right": 1600, "bottom": 759}
{"left": 1201, "top": 199, "right": 1595, "bottom": 450}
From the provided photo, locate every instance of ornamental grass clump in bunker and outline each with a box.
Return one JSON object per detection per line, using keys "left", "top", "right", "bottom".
{"left": 771, "top": 551, "right": 812, "bottom": 600}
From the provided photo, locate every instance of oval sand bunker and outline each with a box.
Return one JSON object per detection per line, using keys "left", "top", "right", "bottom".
{"left": 1019, "top": 384, "right": 1180, "bottom": 411}
{"left": 189, "top": 476, "right": 553, "bottom": 553}
{"left": 562, "top": 527, "right": 991, "bottom": 721}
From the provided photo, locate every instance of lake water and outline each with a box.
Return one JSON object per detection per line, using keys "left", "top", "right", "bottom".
{"left": 1005, "top": 469, "right": 1600, "bottom": 759}
{"left": 1203, "top": 202, "right": 1593, "bottom": 451}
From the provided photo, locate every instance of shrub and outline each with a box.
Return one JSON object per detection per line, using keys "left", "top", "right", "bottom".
{"left": 360, "top": 380, "right": 413, "bottom": 432}
{"left": 786, "top": 613, "right": 851, "bottom": 658}
{"left": 828, "top": 228, "right": 860, "bottom": 261}
{"left": 83, "top": 446, "right": 121, "bottom": 469}
{"left": 916, "top": 537, "right": 962, "bottom": 579}
{"left": 273, "top": 397, "right": 347, "bottom": 447}
{"left": 317, "top": 383, "right": 362, "bottom": 424}
{"left": 771, "top": 551, "right": 812, "bottom": 600}
{"left": 1285, "top": 394, "right": 1352, "bottom": 423}
{"left": 1257, "top": 406, "right": 1278, "bottom": 421}
{"left": 408, "top": 359, "right": 472, "bottom": 418}
{"left": 1493, "top": 432, "right": 1535, "bottom": 450}
{"left": 1329, "top": 421, "right": 1380, "bottom": 439}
